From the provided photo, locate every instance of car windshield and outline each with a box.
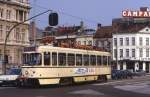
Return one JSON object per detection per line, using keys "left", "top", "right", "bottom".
{"left": 7, "top": 69, "right": 21, "bottom": 75}
{"left": 23, "top": 53, "right": 42, "bottom": 66}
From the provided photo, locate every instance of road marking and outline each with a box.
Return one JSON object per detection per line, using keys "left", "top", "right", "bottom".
{"left": 69, "top": 89, "right": 104, "bottom": 95}
{"left": 0, "top": 87, "right": 15, "bottom": 90}
{"left": 115, "top": 83, "right": 150, "bottom": 95}
{"left": 93, "top": 80, "right": 127, "bottom": 86}
{"left": 36, "top": 96, "right": 46, "bottom": 97}
{"left": 93, "top": 76, "right": 150, "bottom": 86}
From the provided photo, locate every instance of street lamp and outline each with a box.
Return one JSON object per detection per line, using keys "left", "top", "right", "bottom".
{"left": 2, "top": 9, "right": 52, "bottom": 74}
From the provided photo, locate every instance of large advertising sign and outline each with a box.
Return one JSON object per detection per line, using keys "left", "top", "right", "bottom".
{"left": 122, "top": 10, "right": 150, "bottom": 18}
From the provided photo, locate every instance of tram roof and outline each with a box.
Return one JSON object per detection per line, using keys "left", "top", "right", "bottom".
{"left": 37, "top": 46, "right": 111, "bottom": 56}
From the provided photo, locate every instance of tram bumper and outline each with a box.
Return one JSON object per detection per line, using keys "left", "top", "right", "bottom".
{"left": 17, "top": 77, "right": 40, "bottom": 87}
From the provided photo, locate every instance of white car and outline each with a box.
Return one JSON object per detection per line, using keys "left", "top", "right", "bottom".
{"left": 0, "top": 68, "right": 21, "bottom": 86}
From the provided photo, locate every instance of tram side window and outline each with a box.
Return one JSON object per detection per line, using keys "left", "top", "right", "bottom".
{"left": 58, "top": 53, "right": 66, "bottom": 66}
{"left": 22, "top": 54, "right": 26, "bottom": 64}
{"left": 23, "top": 53, "right": 41, "bottom": 65}
{"left": 103, "top": 56, "right": 107, "bottom": 65}
{"left": 68, "top": 54, "right": 75, "bottom": 66}
{"left": 97, "top": 56, "right": 102, "bottom": 66}
{"left": 108, "top": 56, "right": 111, "bottom": 65}
{"left": 44, "top": 52, "right": 50, "bottom": 65}
{"left": 83, "top": 55, "right": 89, "bottom": 66}
{"left": 90, "top": 55, "right": 96, "bottom": 66}
{"left": 76, "top": 54, "right": 82, "bottom": 66}
{"left": 52, "top": 52, "right": 57, "bottom": 66}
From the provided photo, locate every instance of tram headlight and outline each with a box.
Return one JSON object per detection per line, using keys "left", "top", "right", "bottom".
{"left": 25, "top": 71, "right": 29, "bottom": 75}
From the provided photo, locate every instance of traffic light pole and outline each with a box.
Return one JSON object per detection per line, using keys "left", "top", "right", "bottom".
{"left": 2, "top": 9, "right": 52, "bottom": 74}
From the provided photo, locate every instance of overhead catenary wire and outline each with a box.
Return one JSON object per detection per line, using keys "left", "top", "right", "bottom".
{"left": 30, "top": 4, "right": 98, "bottom": 24}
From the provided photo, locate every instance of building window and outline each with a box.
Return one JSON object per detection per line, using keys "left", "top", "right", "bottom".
{"left": 132, "top": 37, "right": 135, "bottom": 46}
{"left": 0, "top": 8, "right": 4, "bottom": 18}
{"left": 114, "top": 38, "right": 117, "bottom": 46}
{"left": 19, "top": 10, "right": 24, "bottom": 21}
{"left": 120, "top": 49, "right": 123, "bottom": 58}
{"left": 16, "top": 28, "right": 20, "bottom": 42}
{"left": 88, "top": 41, "right": 92, "bottom": 46}
{"left": 6, "top": 26, "right": 11, "bottom": 40}
{"left": 139, "top": 37, "right": 143, "bottom": 46}
{"left": 6, "top": 10, "right": 11, "bottom": 20}
{"left": 78, "top": 41, "right": 81, "bottom": 45}
{"left": 126, "top": 49, "right": 129, "bottom": 57}
{"left": 84, "top": 41, "right": 86, "bottom": 45}
{"left": 24, "top": 11, "right": 27, "bottom": 21}
{"left": 0, "top": 25, "right": 3, "bottom": 38}
{"left": 132, "top": 49, "right": 135, "bottom": 57}
{"left": 146, "top": 48, "right": 149, "bottom": 57}
{"left": 146, "top": 38, "right": 149, "bottom": 46}
{"left": 126, "top": 37, "right": 129, "bottom": 46}
{"left": 114, "top": 49, "right": 117, "bottom": 58}
{"left": 139, "top": 48, "right": 143, "bottom": 57}
{"left": 22, "top": 29, "right": 25, "bottom": 42}
{"left": 120, "top": 38, "right": 123, "bottom": 46}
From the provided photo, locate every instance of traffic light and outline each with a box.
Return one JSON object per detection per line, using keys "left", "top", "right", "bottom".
{"left": 49, "top": 12, "right": 58, "bottom": 26}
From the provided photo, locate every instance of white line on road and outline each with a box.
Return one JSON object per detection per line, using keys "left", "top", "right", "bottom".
{"left": 0, "top": 87, "right": 15, "bottom": 90}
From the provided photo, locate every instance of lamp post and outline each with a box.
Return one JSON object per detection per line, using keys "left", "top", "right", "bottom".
{"left": 2, "top": 9, "right": 52, "bottom": 74}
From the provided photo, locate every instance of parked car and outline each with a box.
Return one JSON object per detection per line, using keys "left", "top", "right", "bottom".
{"left": 133, "top": 70, "right": 146, "bottom": 76}
{"left": 111, "top": 70, "right": 121, "bottom": 80}
{"left": 111, "top": 69, "right": 133, "bottom": 80}
{"left": 0, "top": 68, "right": 21, "bottom": 86}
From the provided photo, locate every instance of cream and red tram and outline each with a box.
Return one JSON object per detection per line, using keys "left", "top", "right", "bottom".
{"left": 19, "top": 46, "right": 111, "bottom": 86}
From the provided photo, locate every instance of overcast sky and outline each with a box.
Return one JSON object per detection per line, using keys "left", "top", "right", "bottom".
{"left": 29, "top": 0, "right": 150, "bottom": 29}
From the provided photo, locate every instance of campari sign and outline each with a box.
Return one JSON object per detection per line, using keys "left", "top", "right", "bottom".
{"left": 122, "top": 10, "right": 150, "bottom": 18}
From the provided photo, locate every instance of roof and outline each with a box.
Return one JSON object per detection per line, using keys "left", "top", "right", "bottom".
{"left": 115, "top": 23, "right": 150, "bottom": 33}
{"left": 94, "top": 26, "right": 113, "bottom": 38}
{"left": 38, "top": 46, "right": 111, "bottom": 56}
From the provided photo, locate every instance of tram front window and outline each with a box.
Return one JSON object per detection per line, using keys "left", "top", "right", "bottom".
{"left": 23, "top": 53, "right": 42, "bottom": 66}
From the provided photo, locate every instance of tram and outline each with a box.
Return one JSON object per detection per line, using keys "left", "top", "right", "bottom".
{"left": 18, "top": 45, "right": 111, "bottom": 86}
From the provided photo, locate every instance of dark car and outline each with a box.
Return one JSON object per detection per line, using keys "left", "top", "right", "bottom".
{"left": 134, "top": 70, "right": 146, "bottom": 76}
{"left": 111, "top": 69, "right": 133, "bottom": 80}
{"left": 111, "top": 70, "right": 121, "bottom": 80}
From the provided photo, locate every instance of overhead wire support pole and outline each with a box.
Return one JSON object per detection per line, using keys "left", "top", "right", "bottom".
{"left": 3, "top": 9, "right": 52, "bottom": 74}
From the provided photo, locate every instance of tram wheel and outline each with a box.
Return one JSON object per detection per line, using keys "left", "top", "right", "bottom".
{"left": 97, "top": 75, "right": 107, "bottom": 82}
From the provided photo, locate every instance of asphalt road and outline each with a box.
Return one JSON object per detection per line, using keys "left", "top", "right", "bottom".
{"left": 0, "top": 76, "right": 150, "bottom": 97}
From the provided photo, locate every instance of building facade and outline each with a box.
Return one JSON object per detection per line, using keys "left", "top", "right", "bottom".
{"left": 113, "top": 26, "right": 150, "bottom": 72}
{"left": 94, "top": 25, "right": 112, "bottom": 52}
{"left": 76, "top": 29, "right": 95, "bottom": 46}
{"left": 0, "top": 0, "right": 30, "bottom": 72}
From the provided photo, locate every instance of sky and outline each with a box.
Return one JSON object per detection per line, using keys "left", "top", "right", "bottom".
{"left": 29, "top": 0, "right": 150, "bottom": 29}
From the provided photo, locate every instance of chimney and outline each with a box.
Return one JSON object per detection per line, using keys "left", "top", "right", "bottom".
{"left": 97, "top": 23, "right": 101, "bottom": 29}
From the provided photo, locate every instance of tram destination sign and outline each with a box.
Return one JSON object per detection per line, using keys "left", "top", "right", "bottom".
{"left": 24, "top": 46, "right": 36, "bottom": 52}
{"left": 122, "top": 10, "right": 150, "bottom": 18}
